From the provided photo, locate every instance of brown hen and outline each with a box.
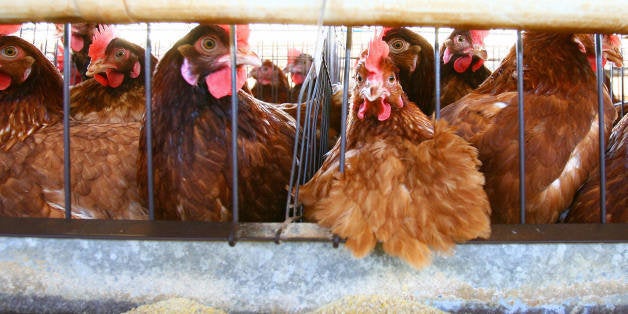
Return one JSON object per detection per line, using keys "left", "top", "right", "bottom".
{"left": 299, "top": 31, "right": 490, "bottom": 269}
{"left": 382, "top": 27, "right": 435, "bottom": 115}
{"left": 138, "top": 25, "right": 295, "bottom": 222}
{"left": 71, "top": 26, "right": 156, "bottom": 123}
{"left": 0, "top": 35, "right": 145, "bottom": 219}
{"left": 439, "top": 29, "right": 492, "bottom": 108}
{"left": 441, "top": 32, "right": 617, "bottom": 224}
{"left": 565, "top": 113, "right": 627, "bottom": 223}
{"left": 249, "top": 59, "right": 290, "bottom": 103}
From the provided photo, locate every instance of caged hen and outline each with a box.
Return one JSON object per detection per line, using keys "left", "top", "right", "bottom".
{"left": 298, "top": 31, "right": 491, "bottom": 269}
{"left": 439, "top": 29, "right": 492, "bottom": 108}
{"left": 70, "top": 25, "right": 157, "bottom": 123}
{"left": 0, "top": 35, "right": 145, "bottom": 219}
{"left": 441, "top": 32, "right": 617, "bottom": 224}
{"left": 249, "top": 59, "right": 290, "bottom": 103}
{"left": 138, "top": 25, "right": 296, "bottom": 222}
{"left": 285, "top": 48, "right": 314, "bottom": 103}
{"left": 564, "top": 113, "right": 627, "bottom": 223}
{"left": 56, "top": 23, "right": 100, "bottom": 85}
{"left": 382, "top": 27, "right": 435, "bottom": 115}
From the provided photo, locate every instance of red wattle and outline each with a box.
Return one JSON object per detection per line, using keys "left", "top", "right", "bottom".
{"left": 206, "top": 66, "right": 247, "bottom": 99}
{"left": 357, "top": 101, "right": 367, "bottom": 120}
{"left": 94, "top": 73, "right": 109, "bottom": 87}
{"left": 106, "top": 70, "right": 125, "bottom": 88}
{"left": 377, "top": 98, "right": 391, "bottom": 121}
{"left": 443, "top": 47, "right": 453, "bottom": 64}
{"left": 471, "top": 58, "right": 484, "bottom": 72}
{"left": 0, "top": 73, "right": 12, "bottom": 90}
{"left": 291, "top": 73, "right": 305, "bottom": 85}
{"left": 71, "top": 35, "right": 84, "bottom": 52}
{"left": 453, "top": 55, "right": 472, "bottom": 73}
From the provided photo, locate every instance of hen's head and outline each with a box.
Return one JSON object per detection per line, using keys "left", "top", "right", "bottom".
{"left": 175, "top": 24, "right": 261, "bottom": 99}
{"left": 56, "top": 23, "right": 99, "bottom": 53}
{"left": 0, "top": 36, "right": 38, "bottom": 91}
{"left": 353, "top": 31, "right": 404, "bottom": 121}
{"left": 249, "top": 59, "right": 286, "bottom": 86}
{"left": 86, "top": 24, "right": 115, "bottom": 76}
{"left": 382, "top": 27, "right": 431, "bottom": 74}
{"left": 90, "top": 36, "right": 154, "bottom": 88}
{"left": 284, "top": 48, "right": 313, "bottom": 85}
{"left": 602, "top": 34, "right": 623, "bottom": 67}
{"left": 442, "top": 29, "right": 489, "bottom": 73}
{"left": 575, "top": 34, "right": 624, "bottom": 71}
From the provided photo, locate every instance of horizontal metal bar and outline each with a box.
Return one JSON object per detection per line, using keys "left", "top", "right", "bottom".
{"left": 0, "top": 219, "right": 625, "bottom": 243}
{"left": 0, "top": 1, "right": 627, "bottom": 33}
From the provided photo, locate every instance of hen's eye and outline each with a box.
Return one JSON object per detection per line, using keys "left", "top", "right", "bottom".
{"left": 388, "top": 39, "right": 409, "bottom": 53}
{"left": 201, "top": 37, "right": 216, "bottom": 51}
{"left": 388, "top": 75, "right": 395, "bottom": 83}
{"left": 114, "top": 48, "right": 126, "bottom": 59}
{"left": 356, "top": 74, "right": 363, "bottom": 83}
{"left": 455, "top": 35, "right": 466, "bottom": 43}
{"left": 1, "top": 46, "right": 18, "bottom": 58}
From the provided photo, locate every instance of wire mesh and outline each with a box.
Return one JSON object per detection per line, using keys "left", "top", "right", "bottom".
{"left": 0, "top": 22, "right": 626, "bottom": 242}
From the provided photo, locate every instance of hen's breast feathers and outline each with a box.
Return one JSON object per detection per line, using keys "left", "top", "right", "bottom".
{"left": 300, "top": 98, "right": 490, "bottom": 269}
{"left": 442, "top": 32, "right": 617, "bottom": 223}
{"left": 0, "top": 122, "right": 145, "bottom": 219}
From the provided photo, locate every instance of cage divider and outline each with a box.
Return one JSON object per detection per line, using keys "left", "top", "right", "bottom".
{"left": 228, "top": 24, "right": 239, "bottom": 246}
{"left": 144, "top": 23, "right": 155, "bottom": 221}
{"left": 434, "top": 27, "right": 441, "bottom": 119}
{"left": 516, "top": 30, "right": 526, "bottom": 224}
{"left": 594, "top": 34, "right": 607, "bottom": 224}
{"left": 62, "top": 23, "right": 72, "bottom": 220}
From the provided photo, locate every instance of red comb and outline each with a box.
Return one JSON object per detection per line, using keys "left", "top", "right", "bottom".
{"left": 607, "top": 34, "right": 621, "bottom": 48}
{"left": 382, "top": 27, "right": 394, "bottom": 36}
{"left": 287, "top": 48, "right": 301, "bottom": 65}
{"left": 218, "top": 24, "right": 251, "bottom": 50}
{"left": 469, "top": 30, "right": 490, "bottom": 45}
{"left": 88, "top": 24, "right": 115, "bottom": 60}
{"left": 364, "top": 29, "right": 389, "bottom": 74}
{"left": 0, "top": 24, "right": 21, "bottom": 35}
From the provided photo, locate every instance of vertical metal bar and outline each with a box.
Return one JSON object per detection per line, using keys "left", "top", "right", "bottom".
{"left": 516, "top": 30, "right": 526, "bottom": 224}
{"left": 144, "top": 23, "right": 155, "bottom": 221}
{"left": 228, "top": 25, "right": 239, "bottom": 246}
{"left": 622, "top": 65, "right": 625, "bottom": 117}
{"left": 594, "top": 34, "right": 607, "bottom": 224}
{"left": 62, "top": 23, "right": 72, "bottom": 220}
{"left": 339, "top": 26, "right": 352, "bottom": 174}
{"left": 331, "top": 26, "right": 352, "bottom": 249}
{"left": 434, "top": 27, "right": 441, "bottom": 119}
{"left": 609, "top": 64, "right": 614, "bottom": 106}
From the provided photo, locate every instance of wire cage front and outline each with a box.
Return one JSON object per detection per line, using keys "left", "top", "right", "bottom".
{"left": 0, "top": 21, "right": 626, "bottom": 243}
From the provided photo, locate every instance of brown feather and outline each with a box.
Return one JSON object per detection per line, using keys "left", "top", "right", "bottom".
{"left": 383, "top": 27, "right": 435, "bottom": 115}
{"left": 70, "top": 38, "right": 156, "bottom": 123}
{"left": 138, "top": 25, "right": 295, "bottom": 222}
{"left": 439, "top": 29, "right": 492, "bottom": 108}
{"left": 0, "top": 36, "right": 145, "bottom": 219}
{"left": 565, "top": 113, "right": 627, "bottom": 223}
{"left": 249, "top": 59, "right": 290, "bottom": 104}
{"left": 300, "top": 42, "right": 490, "bottom": 269}
{"left": 442, "top": 32, "right": 617, "bottom": 223}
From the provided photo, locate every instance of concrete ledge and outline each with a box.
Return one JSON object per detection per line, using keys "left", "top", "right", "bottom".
{"left": 0, "top": 237, "right": 626, "bottom": 313}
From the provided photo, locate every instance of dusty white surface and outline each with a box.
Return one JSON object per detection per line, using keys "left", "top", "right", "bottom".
{"left": 0, "top": 238, "right": 625, "bottom": 313}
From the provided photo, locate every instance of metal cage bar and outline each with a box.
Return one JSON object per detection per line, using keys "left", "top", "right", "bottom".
{"left": 594, "top": 34, "right": 607, "bottom": 223}
{"left": 62, "top": 23, "right": 72, "bottom": 220}
{"left": 0, "top": 23, "right": 625, "bottom": 244}
{"left": 144, "top": 23, "right": 155, "bottom": 221}
{"left": 516, "top": 30, "right": 526, "bottom": 224}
